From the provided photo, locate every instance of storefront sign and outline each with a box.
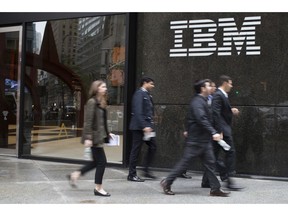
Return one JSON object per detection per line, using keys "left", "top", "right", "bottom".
{"left": 170, "top": 16, "right": 261, "bottom": 57}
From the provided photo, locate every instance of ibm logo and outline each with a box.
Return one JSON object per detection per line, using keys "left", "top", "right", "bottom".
{"left": 169, "top": 16, "right": 261, "bottom": 57}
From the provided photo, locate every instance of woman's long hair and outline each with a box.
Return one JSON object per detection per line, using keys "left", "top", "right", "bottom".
{"left": 88, "top": 80, "right": 107, "bottom": 108}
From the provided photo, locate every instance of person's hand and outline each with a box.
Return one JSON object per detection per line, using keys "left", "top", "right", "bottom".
{"left": 143, "top": 127, "right": 152, "bottom": 133}
{"left": 109, "top": 133, "right": 116, "bottom": 139}
{"left": 183, "top": 131, "right": 188, "bottom": 137}
{"left": 84, "top": 139, "right": 93, "bottom": 147}
{"left": 212, "top": 133, "right": 221, "bottom": 141}
{"left": 231, "top": 108, "right": 240, "bottom": 116}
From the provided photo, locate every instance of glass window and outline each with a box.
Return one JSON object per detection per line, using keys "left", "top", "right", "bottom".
{"left": 23, "top": 14, "right": 126, "bottom": 163}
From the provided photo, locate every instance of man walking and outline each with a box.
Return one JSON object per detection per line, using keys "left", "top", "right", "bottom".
{"left": 127, "top": 77, "right": 157, "bottom": 182}
{"left": 202, "top": 75, "right": 243, "bottom": 190}
{"left": 160, "top": 79, "right": 230, "bottom": 197}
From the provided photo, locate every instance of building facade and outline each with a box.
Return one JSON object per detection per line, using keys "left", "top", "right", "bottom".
{"left": 0, "top": 12, "right": 287, "bottom": 178}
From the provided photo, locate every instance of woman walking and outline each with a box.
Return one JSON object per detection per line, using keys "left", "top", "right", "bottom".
{"left": 67, "top": 80, "right": 112, "bottom": 197}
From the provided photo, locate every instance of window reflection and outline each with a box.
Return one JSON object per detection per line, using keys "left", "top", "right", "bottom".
{"left": 24, "top": 14, "right": 126, "bottom": 163}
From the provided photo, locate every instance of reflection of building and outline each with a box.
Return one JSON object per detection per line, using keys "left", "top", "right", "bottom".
{"left": 51, "top": 19, "right": 79, "bottom": 66}
{"left": 42, "top": 20, "right": 80, "bottom": 110}
{"left": 35, "top": 32, "right": 42, "bottom": 54}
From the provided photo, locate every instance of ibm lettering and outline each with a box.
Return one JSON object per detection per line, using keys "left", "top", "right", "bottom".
{"left": 169, "top": 16, "right": 261, "bottom": 57}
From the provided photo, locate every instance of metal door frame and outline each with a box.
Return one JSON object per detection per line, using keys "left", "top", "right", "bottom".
{"left": 0, "top": 26, "right": 23, "bottom": 157}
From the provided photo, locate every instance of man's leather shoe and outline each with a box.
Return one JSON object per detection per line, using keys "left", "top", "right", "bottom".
{"left": 179, "top": 173, "right": 192, "bottom": 179}
{"left": 226, "top": 177, "right": 244, "bottom": 191}
{"left": 160, "top": 179, "right": 175, "bottom": 195}
{"left": 127, "top": 175, "right": 145, "bottom": 182}
{"left": 201, "top": 182, "right": 210, "bottom": 188}
{"left": 144, "top": 172, "right": 157, "bottom": 179}
{"left": 210, "top": 188, "right": 230, "bottom": 197}
{"left": 227, "top": 184, "right": 244, "bottom": 191}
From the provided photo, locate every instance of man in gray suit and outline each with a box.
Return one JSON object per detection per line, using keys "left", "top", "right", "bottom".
{"left": 127, "top": 77, "right": 157, "bottom": 182}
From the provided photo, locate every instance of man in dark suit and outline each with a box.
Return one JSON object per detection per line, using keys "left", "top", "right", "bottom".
{"left": 202, "top": 75, "right": 243, "bottom": 190}
{"left": 127, "top": 77, "right": 157, "bottom": 182}
{"left": 160, "top": 79, "right": 230, "bottom": 197}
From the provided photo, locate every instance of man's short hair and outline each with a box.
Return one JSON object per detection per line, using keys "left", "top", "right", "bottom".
{"left": 140, "top": 77, "right": 154, "bottom": 86}
{"left": 219, "top": 75, "right": 232, "bottom": 86}
{"left": 194, "top": 79, "right": 210, "bottom": 94}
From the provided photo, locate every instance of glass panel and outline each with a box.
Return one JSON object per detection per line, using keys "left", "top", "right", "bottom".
{"left": 0, "top": 30, "right": 19, "bottom": 155}
{"left": 24, "top": 15, "right": 126, "bottom": 163}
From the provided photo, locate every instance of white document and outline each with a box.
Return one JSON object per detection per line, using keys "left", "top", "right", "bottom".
{"left": 143, "top": 131, "right": 156, "bottom": 141}
{"left": 217, "top": 140, "right": 231, "bottom": 151}
{"left": 106, "top": 134, "right": 120, "bottom": 146}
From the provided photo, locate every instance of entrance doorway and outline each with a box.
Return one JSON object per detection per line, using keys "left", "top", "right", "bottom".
{"left": 0, "top": 26, "right": 22, "bottom": 156}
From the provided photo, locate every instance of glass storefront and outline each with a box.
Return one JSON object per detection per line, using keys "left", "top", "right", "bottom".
{"left": 21, "top": 14, "right": 126, "bottom": 163}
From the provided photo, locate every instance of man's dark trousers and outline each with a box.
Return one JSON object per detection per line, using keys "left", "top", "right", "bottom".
{"left": 165, "top": 141, "right": 221, "bottom": 191}
{"left": 202, "top": 135, "right": 236, "bottom": 184}
{"left": 214, "top": 134, "right": 236, "bottom": 176}
{"left": 128, "top": 130, "right": 156, "bottom": 176}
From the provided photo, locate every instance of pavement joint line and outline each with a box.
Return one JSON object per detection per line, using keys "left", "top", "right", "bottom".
{"left": 32, "top": 160, "right": 51, "bottom": 182}
{"left": 29, "top": 160, "right": 71, "bottom": 202}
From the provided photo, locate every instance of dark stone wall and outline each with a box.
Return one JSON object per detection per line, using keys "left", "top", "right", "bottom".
{"left": 135, "top": 13, "right": 288, "bottom": 177}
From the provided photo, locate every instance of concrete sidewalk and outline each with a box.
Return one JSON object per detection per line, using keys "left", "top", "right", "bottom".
{"left": 1, "top": 155, "right": 288, "bottom": 204}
